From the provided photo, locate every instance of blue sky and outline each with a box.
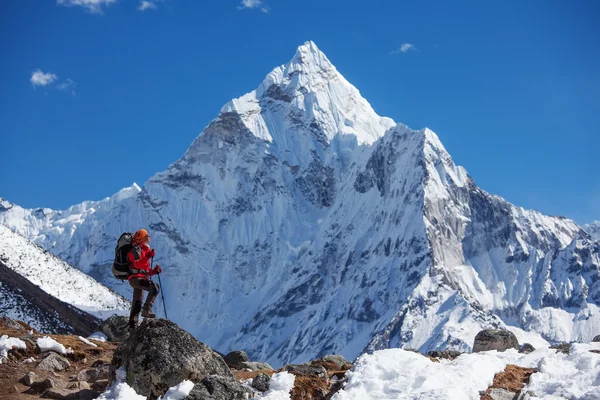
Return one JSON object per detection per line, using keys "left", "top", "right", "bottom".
{"left": 0, "top": 0, "right": 598, "bottom": 224}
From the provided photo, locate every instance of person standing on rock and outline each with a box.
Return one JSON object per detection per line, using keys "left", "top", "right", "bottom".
{"left": 127, "top": 229, "right": 162, "bottom": 332}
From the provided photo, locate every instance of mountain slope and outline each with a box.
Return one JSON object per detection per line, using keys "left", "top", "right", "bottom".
{"left": 0, "top": 224, "right": 129, "bottom": 320}
{"left": 0, "top": 260, "right": 101, "bottom": 335}
{"left": 1, "top": 42, "right": 598, "bottom": 366}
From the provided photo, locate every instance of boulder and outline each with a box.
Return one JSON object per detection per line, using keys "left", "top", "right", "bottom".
{"left": 426, "top": 350, "right": 462, "bottom": 360}
{"left": 77, "top": 365, "right": 109, "bottom": 383}
{"left": 237, "top": 361, "right": 273, "bottom": 371}
{"left": 485, "top": 388, "right": 519, "bottom": 400}
{"left": 111, "top": 318, "right": 238, "bottom": 399}
{"left": 19, "top": 371, "right": 37, "bottom": 386}
{"left": 38, "top": 353, "right": 71, "bottom": 372}
{"left": 92, "top": 379, "right": 110, "bottom": 391}
{"left": 593, "top": 335, "right": 600, "bottom": 342}
{"left": 252, "top": 373, "right": 270, "bottom": 392}
{"left": 223, "top": 351, "right": 248, "bottom": 368}
{"left": 183, "top": 375, "right": 253, "bottom": 400}
{"left": 26, "top": 378, "right": 54, "bottom": 394}
{"left": 311, "top": 355, "right": 352, "bottom": 370}
{"left": 44, "top": 387, "right": 79, "bottom": 399}
{"left": 281, "top": 363, "right": 328, "bottom": 379}
{"left": 519, "top": 343, "right": 535, "bottom": 354}
{"left": 100, "top": 316, "right": 130, "bottom": 342}
{"left": 67, "top": 381, "right": 91, "bottom": 390}
{"left": 550, "top": 343, "right": 571, "bottom": 355}
{"left": 473, "top": 329, "right": 519, "bottom": 353}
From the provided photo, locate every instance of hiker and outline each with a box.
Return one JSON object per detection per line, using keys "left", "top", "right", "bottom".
{"left": 127, "top": 229, "right": 162, "bottom": 331}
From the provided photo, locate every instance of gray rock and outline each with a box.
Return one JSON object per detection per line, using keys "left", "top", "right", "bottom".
{"left": 312, "top": 354, "right": 352, "bottom": 370}
{"left": 44, "top": 387, "right": 78, "bottom": 399}
{"left": 38, "top": 353, "right": 71, "bottom": 372}
{"left": 519, "top": 343, "right": 535, "bottom": 354}
{"left": 486, "top": 388, "right": 519, "bottom": 400}
{"left": 237, "top": 361, "right": 273, "bottom": 371}
{"left": 282, "top": 363, "right": 327, "bottom": 379}
{"left": 100, "top": 316, "right": 130, "bottom": 342}
{"left": 111, "top": 318, "right": 236, "bottom": 399}
{"left": 184, "top": 375, "right": 253, "bottom": 400}
{"left": 426, "top": 350, "right": 462, "bottom": 360}
{"left": 593, "top": 335, "right": 600, "bottom": 342}
{"left": 92, "top": 379, "right": 109, "bottom": 391}
{"left": 26, "top": 378, "right": 54, "bottom": 394}
{"left": 223, "top": 350, "right": 248, "bottom": 368}
{"left": 67, "top": 381, "right": 90, "bottom": 390}
{"left": 473, "top": 329, "right": 519, "bottom": 353}
{"left": 550, "top": 343, "right": 571, "bottom": 354}
{"left": 19, "top": 371, "right": 37, "bottom": 386}
{"left": 77, "top": 365, "right": 109, "bottom": 383}
{"left": 252, "top": 373, "right": 270, "bottom": 392}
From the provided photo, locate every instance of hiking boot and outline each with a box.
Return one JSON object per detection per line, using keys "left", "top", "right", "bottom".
{"left": 141, "top": 306, "right": 156, "bottom": 318}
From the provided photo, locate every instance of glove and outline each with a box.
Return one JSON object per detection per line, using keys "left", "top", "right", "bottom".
{"left": 153, "top": 265, "right": 162, "bottom": 274}
{"left": 146, "top": 249, "right": 156, "bottom": 259}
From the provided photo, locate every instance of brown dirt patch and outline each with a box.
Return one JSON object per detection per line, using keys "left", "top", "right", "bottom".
{"left": 480, "top": 364, "right": 537, "bottom": 400}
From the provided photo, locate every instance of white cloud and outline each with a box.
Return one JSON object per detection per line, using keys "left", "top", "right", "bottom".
{"left": 390, "top": 43, "right": 418, "bottom": 55}
{"left": 238, "top": 0, "right": 268, "bottom": 11}
{"left": 56, "top": 0, "right": 116, "bottom": 14}
{"left": 57, "top": 79, "right": 78, "bottom": 95}
{"left": 30, "top": 70, "right": 58, "bottom": 87}
{"left": 138, "top": 0, "right": 157, "bottom": 11}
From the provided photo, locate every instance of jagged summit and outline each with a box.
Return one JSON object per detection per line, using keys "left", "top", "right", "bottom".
{"left": 219, "top": 40, "right": 394, "bottom": 147}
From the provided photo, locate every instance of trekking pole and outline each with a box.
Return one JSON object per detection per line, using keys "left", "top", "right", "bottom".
{"left": 151, "top": 257, "right": 169, "bottom": 320}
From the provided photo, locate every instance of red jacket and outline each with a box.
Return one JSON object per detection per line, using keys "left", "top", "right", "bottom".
{"left": 127, "top": 243, "right": 156, "bottom": 280}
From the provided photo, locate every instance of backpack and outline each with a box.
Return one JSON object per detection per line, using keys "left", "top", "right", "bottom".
{"left": 112, "top": 232, "right": 133, "bottom": 280}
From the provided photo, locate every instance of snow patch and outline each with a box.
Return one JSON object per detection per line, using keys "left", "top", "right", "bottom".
{"left": 78, "top": 335, "right": 98, "bottom": 347}
{"left": 37, "top": 336, "right": 73, "bottom": 355}
{"left": 0, "top": 335, "right": 26, "bottom": 363}
{"left": 158, "top": 380, "right": 195, "bottom": 400}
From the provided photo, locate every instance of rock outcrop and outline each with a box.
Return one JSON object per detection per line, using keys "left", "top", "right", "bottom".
{"left": 473, "top": 329, "right": 519, "bottom": 353}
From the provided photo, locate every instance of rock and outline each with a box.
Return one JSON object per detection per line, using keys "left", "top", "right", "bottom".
{"left": 0, "top": 317, "right": 30, "bottom": 332}
{"left": 519, "top": 343, "right": 535, "bottom": 354}
{"left": 311, "top": 355, "right": 352, "bottom": 370}
{"left": 91, "top": 360, "right": 107, "bottom": 367}
{"left": 19, "top": 371, "right": 37, "bottom": 386}
{"left": 67, "top": 381, "right": 91, "bottom": 390}
{"left": 485, "top": 388, "right": 518, "bottom": 400}
{"left": 251, "top": 373, "right": 270, "bottom": 392}
{"left": 100, "top": 316, "right": 130, "bottom": 342}
{"left": 38, "top": 353, "right": 71, "bottom": 372}
{"left": 550, "top": 343, "right": 571, "bottom": 354}
{"left": 237, "top": 361, "right": 273, "bottom": 371}
{"left": 223, "top": 351, "right": 248, "bottom": 368}
{"left": 282, "top": 363, "right": 328, "bottom": 379}
{"left": 184, "top": 375, "right": 253, "bottom": 400}
{"left": 26, "top": 378, "right": 54, "bottom": 394}
{"left": 111, "top": 319, "right": 236, "bottom": 399}
{"left": 473, "top": 329, "right": 519, "bottom": 353}
{"left": 427, "top": 350, "right": 462, "bottom": 360}
{"left": 44, "top": 387, "right": 77, "bottom": 399}
{"left": 92, "top": 379, "right": 109, "bottom": 391}
{"left": 77, "top": 365, "right": 109, "bottom": 383}
{"left": 593, "top": 335, "right": 600, "bottom": 342}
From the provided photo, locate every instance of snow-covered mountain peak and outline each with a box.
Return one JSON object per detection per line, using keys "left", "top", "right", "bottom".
{"left": 219, "top": 41, "right": 394, "bottom": 149}
{"left": 584, "top": 221, "right": 600, "bottom": 242}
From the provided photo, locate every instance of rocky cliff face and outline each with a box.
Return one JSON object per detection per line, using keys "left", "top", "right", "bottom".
{"left": 1, "top": 41, "right": 598, "bottom": 367}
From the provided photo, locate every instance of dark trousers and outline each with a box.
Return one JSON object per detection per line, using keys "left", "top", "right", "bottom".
{"left": 128, "top": 277, "right": 160, "bottom": 327}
